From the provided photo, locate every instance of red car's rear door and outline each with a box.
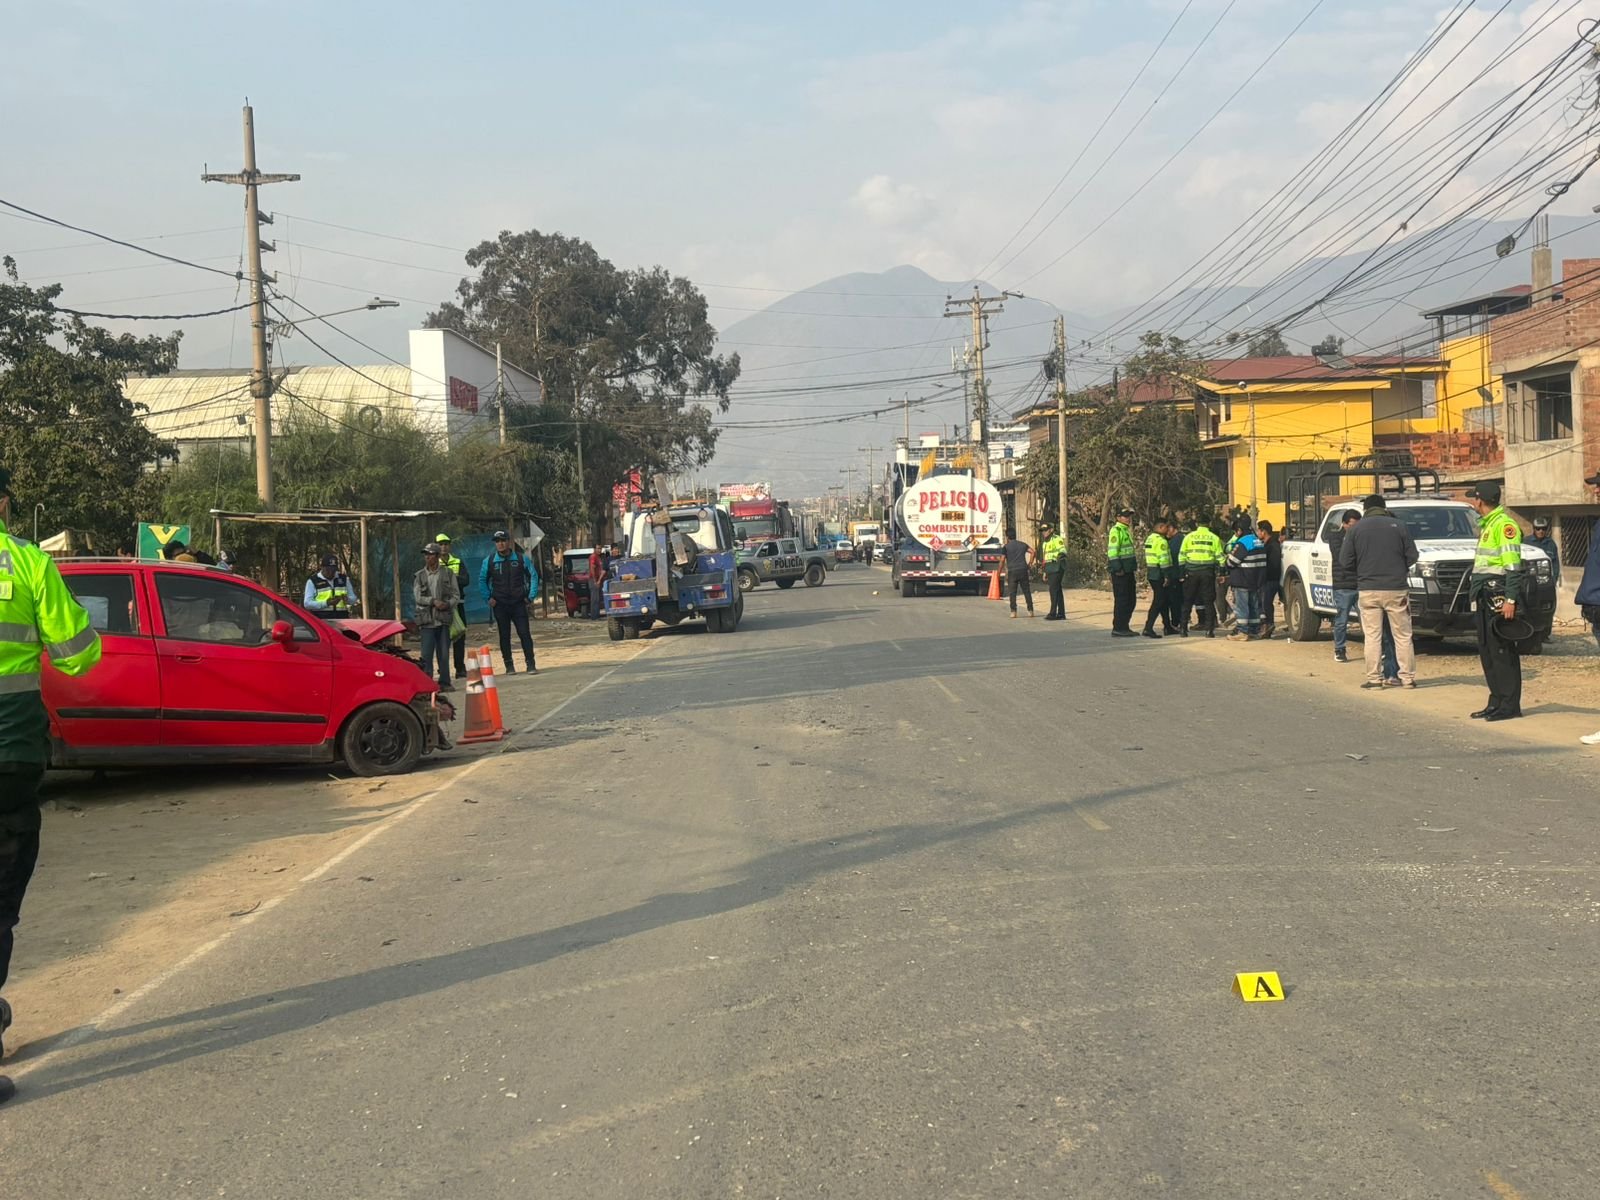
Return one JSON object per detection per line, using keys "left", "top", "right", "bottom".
{"left": 151, "top": 571, "right": 334, "bottom": 748}
{"left": 49, "top": 569, "right": 162, "bottom": 753}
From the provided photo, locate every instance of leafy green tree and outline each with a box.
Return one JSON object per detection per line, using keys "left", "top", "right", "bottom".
{"left": 0, "top": 258, "right": 176, "bottom": 547}
{"left": 1246, "top": 327, "right": 1290, "bottom": 357}
{"left": 425, "top": 230, "right": 740, "bottom": 538}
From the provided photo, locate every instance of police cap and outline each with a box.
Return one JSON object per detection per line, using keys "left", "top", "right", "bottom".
{"left": 1465, "top": 481, "right": 1502, "bottom": 504}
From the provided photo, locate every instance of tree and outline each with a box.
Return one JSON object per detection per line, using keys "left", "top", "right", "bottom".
{"left": 1246, "top": 327, "right": 1290, "bottom": 357}
{"left": 1018, "top": 331, "right": 1218, "bottom": 564}
{"left": 1311, "top": 333, "right": 1345, "bottom": 357}
{"left": 0, "top": 259, "right": 177, "bottom": 547}
{"left": 425, "top": 230, "right": 740, "bottom": 538}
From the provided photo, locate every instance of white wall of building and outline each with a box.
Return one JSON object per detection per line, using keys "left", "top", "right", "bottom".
{"left": 407, "top": 329, "right": 541, "bottom": 449}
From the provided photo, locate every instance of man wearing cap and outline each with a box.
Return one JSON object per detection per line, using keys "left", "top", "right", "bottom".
{"left": 480, "top": 531, "right": 539, "bottom": 674}
{"left": 1141, "top": 518, "right": 1173, "bottom": 638}
{"left": 1041, "top": 524, "right": 1067, "bottom": 621}
{"left": 1177, "top": 517, "right": 1225, "bottom": 637}
{"left": 414, "top": 543, "right": 460, "bottom": 690}
{"left": 435, "top": 534, "right": 469, "bottom": 675}
{"left": 0, "top": 465, "right": 102, "bottom": 1104}
{"left": 1527, "top": 518, "right": 1560, "bottom": 589}
{"left": 303, "top": 553, "right": 357, "bottom": 613}
{"left": 1466, "top": 482, "right": 1525, "bottom": 721}
{"left": 1106, "top": 508, "right": 1138, "bottom": 637}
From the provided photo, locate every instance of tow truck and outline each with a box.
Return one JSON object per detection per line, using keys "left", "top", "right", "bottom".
{"left": 1278, "top": 466, "right": 1557, "bottom": 650}
{"left": 603, "top": 475, "right": 744, "bottom": 640}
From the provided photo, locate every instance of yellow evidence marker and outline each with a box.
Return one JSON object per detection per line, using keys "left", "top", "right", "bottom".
{"left": 1232, "top": 971, "right": 1285, "bottom": 1003}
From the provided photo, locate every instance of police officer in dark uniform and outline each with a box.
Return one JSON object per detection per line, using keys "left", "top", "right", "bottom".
{"left": 0, "top": 466, "right": 102, "bottom": 1104}
{"left": 1466, "top": 482, "right": 1525, "bottom": 722}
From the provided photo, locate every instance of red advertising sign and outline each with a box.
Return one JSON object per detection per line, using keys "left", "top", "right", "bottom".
{"left": 612, "top": 468, "right": 643, "bottom": 513}
{"left": 448, "top": 376, "right": 480, "bottom": 414}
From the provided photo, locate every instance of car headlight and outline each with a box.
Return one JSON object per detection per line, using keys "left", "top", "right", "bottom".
{"left": 1418, "top": 562, "right": 1436, "bottom": 578}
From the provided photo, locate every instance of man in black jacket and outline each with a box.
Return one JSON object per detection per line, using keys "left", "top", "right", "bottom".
{"left": 1325, "top": 510, "right": 1361, "bottom": 662}
{"left": 1256, "top": 519, "right": 1282, "bottom": 638}
{"left": 1339, "top": 495, "right": 1419, "bottom": 688}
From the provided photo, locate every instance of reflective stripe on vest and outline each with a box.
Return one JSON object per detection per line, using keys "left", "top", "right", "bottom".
{"left": 1473, "top": 505, "right": 1521, "bottom": 576}
{"left": 1179, "top": 529, "right": 1222, "bottom": 566}
{"left": 1144, "top": 533, "right": 1172, "bottom": 569}
{"left": 0, "top": 520, "right": 101, "bottom": 686}
{"left": 1107, "top": 523, "right": 1136, "bottom": 563}
{"left": 1043, "top": 535, "right": 1066, "bottom": 563}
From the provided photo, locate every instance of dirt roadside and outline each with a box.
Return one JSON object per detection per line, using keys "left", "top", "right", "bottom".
{"left": 6, "top": 614, "right": 633, "bottom": 1061}
{"left": 1058, "top": 585, "right": 1600, "bottom": 747}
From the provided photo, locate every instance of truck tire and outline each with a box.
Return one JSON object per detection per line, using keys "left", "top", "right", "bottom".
{"left": 733, "top": 595, "right": 744, "bottom": 629}
{"left": 340, "top": 702, "right": 424, "bottom": 777}
{"left": 737, "top": 568, "right": 758, "bottom": 593}
{"left": 803, "top": 562, "right": 825, "bottom": 587}
{"left": 708, "top": 607, "right": 732, "bottom": 633}
{"left": 1283, "top": 577, "right": 1321, "bottom": 642}
{"left": 606, "top": 618, "right": 625, "bottom": 642}
{"left": 623, "top": 619, "right": 642, "bottom": 640}
{"left": 776, "top": 578, "right": 796, "bottom": 589}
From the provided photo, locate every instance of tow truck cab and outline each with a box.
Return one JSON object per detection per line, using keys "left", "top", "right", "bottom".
{"left": 1278, "top": 467, "right": 1556, "bottom": 647}
{"left": 603, "top": 498, "right": 742, "bottom": 639}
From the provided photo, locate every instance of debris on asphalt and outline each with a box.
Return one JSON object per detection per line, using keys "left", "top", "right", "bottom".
{"left": 1345, "top": 753, "right": 1368, "bottom": 762}
{"left": 229, "top": 900, "right": 261, "bottom": 918}
{"left": 1418, "top": 826, "right": 1458, "bottom": 833}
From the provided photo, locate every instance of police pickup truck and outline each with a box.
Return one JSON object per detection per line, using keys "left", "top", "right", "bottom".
{"left": 735, "top": 537, "right": 829, "bottom": 593}
{"left": 1279, "top": 468, "right": 1556, "bottom": 649}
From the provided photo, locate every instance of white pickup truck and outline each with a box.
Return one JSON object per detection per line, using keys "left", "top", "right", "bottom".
{"left": 1279, "top": 492, "right": 1556, "bottom": 649}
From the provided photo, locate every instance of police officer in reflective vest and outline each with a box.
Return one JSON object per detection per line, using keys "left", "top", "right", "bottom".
{"left": 1178, "top": 518, "right": 1225, "bottom": 638}
{"left": 0, "top": 466, "right": 101, "bottom": 1104}
{"left": 303, "top": 554, "right": 357, "bottom": 613}
{"left": 1106, "top": 507, "right": 1138, "bottom": 637}
{"left": 1466, "top": 482, "right": 1525, "bottom": 722}
{"left": 435, "top": 533, "right": 469, "bottom": 675}
{"left": 1041, "top": 524, "right": 1067, "bottom": 621}
{"left": 1141, "top": 518, "right": 1174, "bottom": 639}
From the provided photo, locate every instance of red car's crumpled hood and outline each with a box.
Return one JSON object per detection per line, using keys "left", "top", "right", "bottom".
{"left": 326, "top": 617, "right": 409, "bottom": 646}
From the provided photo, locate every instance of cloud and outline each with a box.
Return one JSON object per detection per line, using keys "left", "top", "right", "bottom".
{"left": 851, "top": 175, "right": 934, "bottom": 227}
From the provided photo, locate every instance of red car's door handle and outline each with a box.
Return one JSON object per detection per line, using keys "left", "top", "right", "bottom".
{"left": 174, "top": 654, "right": 203, "bottom": 664}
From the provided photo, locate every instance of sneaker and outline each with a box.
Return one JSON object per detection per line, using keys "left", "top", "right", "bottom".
{"left": 438, "top": 683, "right": 456, "bottom": 693}
{"left": 1360, "top": 681, "right": 1385, "bottom": 690}
{"left": 1402, "top": 681, "right": 1417, "bottom": 689}
{"left": 1383, "top": 678, "right": 1403, "bottom": 689}
{"left": 1010, "top": 612, "right": 1018, "bottom": 619}
{"left": 1226, "top": 632, "right": 1249, "bottom": 642}
{"left": 1334, "top": 651, "right": 1349, "bottom": 662}
{"left": 1581, "top": 730, "right": 1600, "bottom": 746}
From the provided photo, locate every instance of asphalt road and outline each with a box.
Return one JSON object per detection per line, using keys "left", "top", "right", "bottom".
{"left": 8, "top": 567, "right": 1600, "bottom": 1198}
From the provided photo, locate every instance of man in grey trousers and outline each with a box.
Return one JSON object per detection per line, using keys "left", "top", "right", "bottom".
{"left": 1339, "top": 494, "right": 1419, "bottom": 689}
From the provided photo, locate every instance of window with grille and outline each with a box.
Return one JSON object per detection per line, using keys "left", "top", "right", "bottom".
{"left": 1507, "top": 370, "right": 1573, "bottom": 443}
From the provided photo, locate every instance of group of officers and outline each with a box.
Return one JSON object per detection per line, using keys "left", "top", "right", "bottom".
{"left": 1034, "top": 481, "right": 1546, "bottom": 721}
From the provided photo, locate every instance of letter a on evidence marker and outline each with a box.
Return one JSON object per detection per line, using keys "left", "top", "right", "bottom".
{"left": 1232, "top": 971, "right": 1284, "bottom": 1003}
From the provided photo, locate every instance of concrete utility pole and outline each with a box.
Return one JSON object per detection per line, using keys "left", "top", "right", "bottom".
{"left": 1054, "top": 317, "right": 1069, "bottom": 545}
{"left": 856, "top": 446, "right": 877, "bottom": 516}
{"left": 944, "top": 287, "right": 1019, "bottom": 481}
{"left": 203, "top": 103, "right": 299, "bottom": 507}
{"left": 496, "top": 342, "right": 507, "bottom": 445}
{"left": 840, "top": 466, "right": 860, "bottom": 519}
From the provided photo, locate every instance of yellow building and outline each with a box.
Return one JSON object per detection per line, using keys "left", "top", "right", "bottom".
{"left": 1193, "top": 355, "right": 1443, "bottom": 530}
{"left": 1419, "top": 286, "right": 1533, "bottom": 438}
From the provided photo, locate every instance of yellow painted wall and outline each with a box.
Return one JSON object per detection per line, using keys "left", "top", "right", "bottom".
{"left": 1436, "top": 329, "right": 1502, "bottom": 432}
{"left": 1203, "top": 383, "right": 1379, "bottom": 528}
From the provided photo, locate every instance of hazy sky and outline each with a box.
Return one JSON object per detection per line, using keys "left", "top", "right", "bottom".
{"left": 2, "top": 2, "right": 1586, "bottom": 381}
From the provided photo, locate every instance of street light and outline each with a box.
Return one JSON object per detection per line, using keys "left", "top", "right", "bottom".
{"left": 273, "top": 298, "right": 399, "bottom": 339}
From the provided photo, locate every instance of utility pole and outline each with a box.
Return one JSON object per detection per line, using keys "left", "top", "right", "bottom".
{"left": 496, "top": 342, "right": 507, "bottom": 445}
{"left": 856, "top": 446, "right": 877, "bottom": 517}
{"left": 951, "top": 344, "right": 972, "bottom": 449}
{"left": 1244, "top": 383, "right": 1257, "bottom": 517}
{"left": 944, "top": 287, "right": 1019, "bottom": 481}
{"left": 203, "top": 103, "right": 299, "bottom": 507}
{"left": 1053, "top": 317, "right": 1069, "bottom": 544}
{"left": 840, "top": 466, "right": 860, "bottom": 519}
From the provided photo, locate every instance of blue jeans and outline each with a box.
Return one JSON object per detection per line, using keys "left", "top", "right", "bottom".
{"left": 1333, "top": 588, "right": 1398, "bottom": 676}
{"left": 1231, "top": 586, "right": 1262, "bottom": 634}
{"left": 420, "top": 625, "right": 451, "bottom": 686}
{"left": 1332, "top": 589, "right": 1359, "bottom": 654}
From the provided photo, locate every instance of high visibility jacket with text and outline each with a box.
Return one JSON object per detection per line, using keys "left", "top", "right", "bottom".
{"left": 1107, "top": 522, "right": 1137, "bottom": 574}
{"left": 1472, "top": 505, "right": 1524, "bottom": 601}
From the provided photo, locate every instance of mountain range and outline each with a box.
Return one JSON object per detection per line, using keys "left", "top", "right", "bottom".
{"left": 710, "top": 214, "right": 1600, "bottom": 497}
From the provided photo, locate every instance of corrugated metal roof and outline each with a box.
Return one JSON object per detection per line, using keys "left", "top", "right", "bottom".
{"left": 126, "top": 365, "right": 418, "bottom": 442}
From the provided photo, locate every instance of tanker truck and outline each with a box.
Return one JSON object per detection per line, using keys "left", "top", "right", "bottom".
{"left": 890, "top": 472, "right": 1005, "bottom": 597}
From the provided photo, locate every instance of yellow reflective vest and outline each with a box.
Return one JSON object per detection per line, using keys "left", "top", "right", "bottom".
{"left": 1471, "top": 505, "right": 1524, "bottom": 601}
{"left": 0, "top": 518, "right": 101, "bottom": 765}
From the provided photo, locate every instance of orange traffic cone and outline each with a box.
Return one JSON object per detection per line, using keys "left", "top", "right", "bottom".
{"left": 986, "top": 569, "right": 1002, "bottom": 601}
{"left": 457, "top": 646, "right": 507, "bottom": 744}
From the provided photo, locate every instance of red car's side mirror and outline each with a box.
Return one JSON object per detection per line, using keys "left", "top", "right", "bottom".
{"left": 270, "top": 620, "right": 296, "bottom": 647}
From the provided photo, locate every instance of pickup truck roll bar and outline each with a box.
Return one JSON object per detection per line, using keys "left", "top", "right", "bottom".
{"left": 1282, "top": 466, "right": 1442, "bottom": 541}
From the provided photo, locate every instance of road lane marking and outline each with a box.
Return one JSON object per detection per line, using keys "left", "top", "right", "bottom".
{"left": 887, "top": 639, "right": 905, "bottom": 652}
{"left": 1483, "top": 1171, "right": 1528, "bottom": 1199}
{"left": 19, "top": 642, "right": 658, "bottom": 1075}
{"left": 930, "top": 676, "right": 961, "bottom": 703}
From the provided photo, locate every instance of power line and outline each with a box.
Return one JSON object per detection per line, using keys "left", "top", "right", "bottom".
{"left": 0, "top": 197, "right": 241, "bottom": 279}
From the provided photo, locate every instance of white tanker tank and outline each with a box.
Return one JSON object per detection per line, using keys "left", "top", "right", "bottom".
{"left": 891, "top": 473, "right": 1006, "bottom": 597}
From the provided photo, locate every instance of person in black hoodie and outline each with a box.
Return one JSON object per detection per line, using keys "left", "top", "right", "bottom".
{"left": 1256, "top": 519, "right": 1282, "bottom": 638}
{"left": 1325, "top": 510, "right": 1360, "bottom": 662}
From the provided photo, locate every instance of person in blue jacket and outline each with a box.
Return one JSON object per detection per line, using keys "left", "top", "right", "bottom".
{"left": 480, "top": 531, "right": 539, "bottom": 674}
